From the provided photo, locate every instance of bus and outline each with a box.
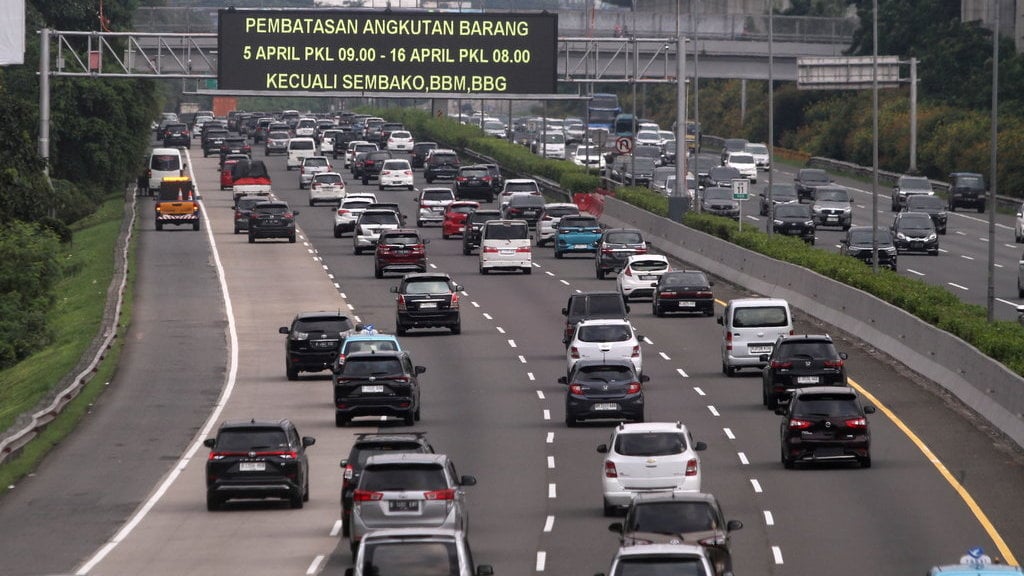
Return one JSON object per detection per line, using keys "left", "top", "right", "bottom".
{"left": 587, "top": 93, "right": 621, "bottom": 131}
{"left": 613, "top": 113, "right": 638, "bottom": 138}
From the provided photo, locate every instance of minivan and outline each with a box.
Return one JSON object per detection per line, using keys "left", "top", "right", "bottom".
{"left": 286, "top": 137, "right": 317, "bottom": 171}
{"left": 479, "top": 219, "right": 532, "bottom": 275}
{"left": 146, "top": 148, "right": 184, "bottom": 194}
{"left": 718, "top": 298, "right": 793, "bottom": 376}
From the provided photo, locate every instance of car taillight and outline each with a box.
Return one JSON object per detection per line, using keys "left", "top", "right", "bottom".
{"left": 626, "top": 382, "right": 642, "bottom": 394}
{"left": 337, "top": 209, "right": 350, "bottom": 216}
{"left": 515, "top": 246, "right": 531, "bottom": 253}
{"left": 353, "top": 490, "right": 383, "bottom": 501}
{"left": 393, "top": 376, "right": 410, "bottom": 383}
{"left": 450, "top": 293, "right": 460, "bottom": 308}
{"left": 403, "top": 170, "right": 412, "bottom": 176}
{"left": 725, "top": 331, "right": 733, "bottom": 351}
{"left": 601, "top": 248, "right": 614, "bottom": 254}
{"left": 482, "top": 176, "right": 492, "bottom": 182}
{"left": 569, "top": 384, "right": 584, "bottom": 394}
{"left": 396, "top": 294, "right": 407, "bottom": 310}
{"left": 631, "top": 345, "right": 641, "bottom": 358}
{"left": 770, "top": 360, "right": 792, "bottom": 369}
{"left": 624, "top": 268, "right": 633, "bottom": 276}
{"left": 455, "top": 177, "right": 467, "bottom": 183}
{"left": 685, "top": 458, "right": 699, "bottom": 476}
{"left": 423, "top": 489, "right": 455, "bottom": 501}
{"left": 788, "top": 418, "right": 813, "bottom": 430}
{"left": 283, "top": 212, "right": 294, "bottom": 219}
{"left": 659, "top": 291, "right": 676, "bottom": 298}
{"left": 604, "top": 461, "right": 618, "bottom": 478}
{"left": 234, "top": 211, "right": 242, "bottom": 218}
{"left": 541, "top": 215, "right": 553, "bottom": 221}
{"left": 823, "top": 359, "right": 844, "bottom": 368}
{"left": 258, "top": 450, "right": 298, "bottom": 459}
{"left": 696, "top": 291, "right": 713, "bottom": 298}
{"left": 844, "top": 417, "right": 868, "bottom": 429}
{"left": 570, "top": 346, "right": 580, "bottom": 359}
{"left": 635, "top": 247, "right": 648, "bottom": 254}
{"left": 207, "top": 451, "right": 247, "bottom": 460}
{"left": 337, "top": 353, "right": 346, "bottom": 365}
{"left": 483, "top": 246, "right": 499, "bottom": 253}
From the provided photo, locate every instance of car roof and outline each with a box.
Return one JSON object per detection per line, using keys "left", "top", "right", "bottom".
{"left": 777, "top": 334, "right": 833, "bottom": 344}
{"left": 728, "top": 297, "right": 789, "bottom": 307}
{"left": 345, "top": 334, "right": 400, "bottom": 345}
{"left": 354, "top": 431, "right": 430, "bottom": 442}
{"left": 364, "top": 453, "right": 447, "bottom": 466}
{"left": 344, "top": 350, "right": 407, "bottom": 361}
{"left": 626, "top": 254, "right": 668, "bottom": 263}
{"left": 613, "top": 543, "right": 709, "bottom": 558}
{"left": 792, "top": 385, "right": 859, "bottom": 397}
{"left": 402, "top": 272, "right": 453, "bottom": 281}
{"left": 360, "top": 527, "right": 466, "bottom": 541}
{"left": 572, "top": 358, "right": 638, "bottom": 370}
{"left": 218, "top": 419, "right": 291, "bottom": 431}
{"left": 629, "top": 491, "right": 719, "bottom": 505}
{"left": 293, "top": 310, "right": 350, "bottom": 320}
{"left": 615, "top": 421, "right": 690, "bottom": 434}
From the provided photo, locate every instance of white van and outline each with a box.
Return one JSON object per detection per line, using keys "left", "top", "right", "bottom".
{"left": 146, "top": 148, "right": 184, "bottom": 193}
{"left": 539, "top": 132, "right": 566, "bottom": 160}
{"left": 479, "top": 219, "right": 532, "bottom": 275}
{"left": 286, "top": 137, "right": 317, "bottom": 171}
{"left": 718, "top": 298, "right": 793, "bottom": 376}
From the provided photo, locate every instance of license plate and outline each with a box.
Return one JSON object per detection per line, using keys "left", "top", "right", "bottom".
{"left": 419, "top": 302, "right": 437, "bottom": 309}
{"left": 362, "top": 385, "right": 385, "bottom": 393}
{"left": 640, "top": 275, "right": 656, "bottom": 280}
{"left": 239, "top": 462, "right": 265, "bottom": 472}
{"left": 574, "top": 244, "right": 588, "bottom": 249}
{"left": 394, "top": 250, "right": 409, "bottom": 255}
{"left": 678, "top": 301, "right": 696, "bottom": 307}
{"left": 594, "top": 403, "right": 619, "bottom": 411}
{"left": 500, "top": 249, "right": 515, "bottom": 255}
{"left": 389, "top": 500, "right": 419, "bottom": 512}
{"left": 431, "top": 207, "right": 444, "bottom": 212}
{"left": 265, "top": 219, "right": 280, "bottom": 225}
{"left": 826, "top": 216, "right": 838, "bottom": 221}
{"left": 312, "top": 340, "right": 336, "bottom": 349}
{"left": 748, "top": 345, "right": 772, "bottom": 354}
{"left": 796, "top": 376, "right": 820, "bottom": 384}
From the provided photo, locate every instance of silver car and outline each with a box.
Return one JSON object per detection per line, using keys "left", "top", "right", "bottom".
{"left": 537, "top": 203, "right": 581, "bottom": 247}
{"left": 351, "top": 529, "right": 493, "bottom": 576}
{"left": 353, "top": 209, "right": 402, "bottom": 254}
{"left": 333, "top": 195, "right": 376, "bottom": 238}
{"left": 349, "top": 454, "right": 476, "bottom": 552}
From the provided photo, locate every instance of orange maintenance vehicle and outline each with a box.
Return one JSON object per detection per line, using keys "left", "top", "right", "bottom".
{"left": 154, "top": 176, "right": 201, "bottom": 231}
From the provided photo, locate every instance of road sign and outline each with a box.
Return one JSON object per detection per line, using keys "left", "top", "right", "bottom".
{"left": 615, "top": 137, "right": 633, "bottom": 154}
{"left": 797, "top": 56, "right": 901, "bottom": 90}
{"left": 731, "top": 178, "right": 749, "bottom": 200}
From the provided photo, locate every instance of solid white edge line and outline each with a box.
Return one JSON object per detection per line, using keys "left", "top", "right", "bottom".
{"left": 764, "top": 510, "right": 775, "bottom": 526}
{"left": 307, "top": 555, "right": 325, "bottom": 575}
{"left": 544, "top": 515, "right": 555, "bottom": 532}
{"left": 772, "top": 546, "right": 784, "bottom": 564}
{"left": 906, "top": 269, "right": 925, "bottom": 276}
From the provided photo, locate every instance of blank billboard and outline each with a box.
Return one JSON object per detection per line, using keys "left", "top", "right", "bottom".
{"left": 0, "top": 0, "right": 25, "bottom": 66}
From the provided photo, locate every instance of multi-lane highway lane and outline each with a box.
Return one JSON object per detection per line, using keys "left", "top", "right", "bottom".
{"left": 0, "top": 143, "right": 1022, "bottom": 576}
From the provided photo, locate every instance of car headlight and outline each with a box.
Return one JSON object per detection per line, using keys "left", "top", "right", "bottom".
{"left": 896, "top": 233, "right": 907, "bottom": 240}
{"left": 927, "top": 233, "right": 937, "bottom": 241}
{"left": 773, "top": 219, "right": 783, "bottom": 225}
{"left": 812, "top": 206, "right": 823, "bottom": 213}
{"left": 804, "top": 220, "right": 815, "bottom": 226}
{"left": 840, "top": 207, "right": 851, "bottom": 213}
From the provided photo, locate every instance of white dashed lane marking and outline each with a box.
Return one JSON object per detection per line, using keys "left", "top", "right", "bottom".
{"left": 738, "top": 452, "right": 749, "bottom": 465}
{"left": 764, "top": 511, "right": 775, "bottom": 526}
{"left": 772, "top": 546, "right": 784, "bottom": 564}
{"left": 543, "top": 409, "right": 551, "bottom": 421}
{"left": 528, "top": 372, "right": 536, "bottom": 381}
{"left": 547, "top": 456, "right": 555, "bottom": 469}
{"left": 496, "top": 327, "right": 506, "bottom": 334}
{"left": 536, "top": 391, "right": 545, "bottom": 399}
{"left": 508, "top": 339, "right": 517, "bottom": 348}
{"left": 659, "top": 352, "right": 671, "bottom": 360}
{"left": 677, "top": 368, "right": 689, "bottom": 378}
{"left": 483, "top": 313, "right": 493, "bottom": 320}
{"left": 544, "top": 515, "right": 555, "bottom": 532}
{"left": 707, "top": 406, "right": 720, "bottom": 417}
{"left": 724, "top": 427, "right": 735, "bottom": 439}
{"left": 536, "top": 551, "right": 547, "bottom": 571}
{"left": 694, "top": 387, "right": 706, "bottom": 396}
{"left": 751, "top": 479, "right": 763, "bottom": 493}
{"left": 548, "top": 484, "right": 557, "bottom": 498}
{"left": 546, "top": 432, "right": 555, "bottom": 444}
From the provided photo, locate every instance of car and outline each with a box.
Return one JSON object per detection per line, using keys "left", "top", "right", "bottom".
{"left": 537, "top": 131, "right": 566, "bottom": 159}
{"left": 350, "top": 528, "right": 493, "bottom": 576}
{"left": 358, "top": 150, "right": 395, "bottom": 185}
{"left": 232, "top": 193, "right": 270, "bottom": 234}
{"left": 454, "top": 165, "right": 498, "bottom": 202}
{"left": 378, "top": 158, "right": 415, "bottom": 190}
{"left": 482, "top": 119, "right": 507, "bottom": 138}
{"left": 353, "top": 209, "right": 402, "bottom": 254}
{"left": 161, "top": 122, "right": 191, "bottom": 148}
{"left": 651, "top": 269, "right": 715, "bottom": 317}
{"left": 248, "top": 201, "right": 298, "bottom": 244}
{"left": 597, "top": 422, "right": 707, "bottom": 515}
{"left": 417, "top": 187, "right": 456, "bottom": 227}
{"left": 497, "top": 179, "right": 541, "bottom": 208}
{"left": 561, "top": 359, "right": 647, "bottom": 426}
{"left": 658, "top": 130, "right": 676, "bottom": 147}
{"left": 553, "top": 213, "right": 602, "bottom": 258}
{"left": 724, "top": 152, "right": 757, "bottom": 182}
{"left": 219, "top": 157, "right": 243, "bottom": 190}
{"left": 218, "top": 137, "right": 251, "bottom": 166}
{"left": 699, "top": 166, "right": 742, "bottom": 189}
{"left": 374, "top": 229, "right": 429, "bottom": 278}
{"left": 810, "top": 185, "right": 853, "bottom": 230}
{"left": 600, "top": 544, "right": 716, "bottom": 576}
{"left": 566, "top": 318, "right": 643, "bottom": 377}
{"left": 562, "top": 291, "right": 631, "bottom": 346}
{"left": 461, "top": 208, "right": 503, "bottom": 255}
{"left": 264, "top": 130, "right": 289, "bottom": 156}
{"left": 744, "top": 142, "right": 770, "bottom": 170}
{"left": 758, "top": 183, "right": 798, "bottom": 216}
{"left": 349, "top": 453, "right": 475, "bottom": 551}
{"left": 286, "top": 137, "right": 317, "bottom": 170}
{"left": 927, "top": 551, "right": 1024, "bottom": 576}
{"left": 761, "top": 334, "right": 849, "bottom": 409}
{"left": 699, "top": 187, "right": 740, "bottom": 220}
{"left": 840, "top": 226, "right": 898, "bottom": 270}
{"left": 411, "top": 141, "right": 438, "bottom": 168}
{"left": 771, "top": 203, "right": 816, "bottom": 244}
{"left": 595, "top": 229, "right": 648, "bottom": 280}
{"left": 890, "top": 174, "right": 934, "bottom": 211}
{"left": 203, "top": 419, "right": 314, "bottom": 511}
{"left": 478, "top": 219, "right": 532, "bottom": 274}
{"left": 609, "top": 492, "right": 743, "bottom": 576}
{"left": 664, "top": 173, "right": 697, "bottom": 201}
{"left": 649, "top": 166, "right": 678, "bottom": 195}
{"left": 794, "top": 168, "right": 832, "bottom": 202}
{"left": 424, "top": 149, "right": 461, "bottom": 183}
{"left": 279, "top": 311, "right": 355, "bottom": 380}
{"left": 948, "top": 171, "right": 986, "bottom": 212}
{"left": 379, "top": 121, "right": 405, "bottom": 142}
{"left": 906, "top": 194, "right": 948, "bottom": 235}
{"left": 333, "top": 350, "right": 424, "bottom": 427}
{"left": 330, "top": 129, "right": 360, "bottom": 159}
{"left": 309, "top": 171, "right": 346, "bottom": 206}
{"left": 156, "top": 112, "right": 179, "bottom": 138}
{"left": 718, "top": 298, "right": 794, "bottom": 376}
{"left": 634, "top": 130, "right": 662, "bottom": 148}
{"left": 537, "top": 203, "right": 581, "bottom": 247}
{"left": 501, "top": 194, "right": 546, "bottom": 228}
{"left": 573, "top": 145, "right": 607, "bottom": 170}
{"left": 442, "top": 201, "right": 480, "bottom": 240}
{"left": 778, "top": 386, "right": 875, "bottom": 468}
{"left": 318, "top": 129, "right": 341, "bottom": 154}
{"left": 621, "top": 156, "right": 658, "bottom": 187}
{"left": 365, "top": 202, "right": 409, "bottom": 226}
{"left": 719, "top": 137, "right": 749, "bottom": 165}
{"left": 892, "top": 211, "right": 939, "bottom": 255}
{"left": 385, "top": 129, "right": 414, "bottom": 151}
{"left": 334, "top": 195, "right": 377, "bottom": 238}
{"left": 391, "top": 272, "right": 463, "bottom": 335}
{"left": 346, "top": 141, "right": 378, "bottom": 169}
{"left": 616, "top": 254, "right": 670, "bottom": 301}
{"left": 298, "top": 155, "right": 331, "bottom": 189}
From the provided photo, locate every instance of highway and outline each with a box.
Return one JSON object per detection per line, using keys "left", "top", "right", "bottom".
{"left": 0, "top": 141, "right": 1021, "bottom": 576}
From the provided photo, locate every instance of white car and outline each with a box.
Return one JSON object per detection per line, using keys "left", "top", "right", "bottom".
{"left": 566, "top": 318, "right": 643, "bottom": 378}
{"left": 725, "top": 152, "right": 758, "bottom": 183}
{"left": 744, "top": 142, "right": 771, "bottom": 171}
{"left": 319, "top": 130, "right": 341, "bottom": 155}
{"left": 635, "top": 130, "right": 662, "bottom": 147}
{"left": 308, "top": 172, "right": 346, "bottom": 206}
{"left": 417, "top": 187, "right": 456, "bottom": 227}
{"left": 658, "top": 130, "right": 676, "bottom": 147}
{"left": 353, "top": 209, "right": 402, "bottom": 254}
{"left": 572, "top": 146, "right": 606, "bottom": 171}
{"left": 386, "top": 130, "right": 414, "bottom": 151}
{"left": 482, "top": 120, "right": 507, "bottom": 139}
{"left": 333, "top": 194, "right": 377, "bottom": 238}
{"left": 345, "top": 140, "right": 377, "bottom": 169}
{"left": 294, "top": 117, "right": 318, "bottom": 138}
{"left": 596, "top": 421, "right": 707, "bottom": 515}
{"left": 298, "top": 156, "right": 332, "bottom": 189}
{"left": 537, "top": 203, "right": 581, "bottom": 247}
{"left": 378, "top": 158, "right": 414, "bottom": 191}
{"left": 498, "top": 179, "right": 542, "bottom": 209}
{"left": 1016, "top": 202, "right": 1024, "bottom": 243}
{"left": 538, "top": 132, "right": 566, "bottom": 160}
{"left": 616, "top": 255, "right": 671, "bottom": 301}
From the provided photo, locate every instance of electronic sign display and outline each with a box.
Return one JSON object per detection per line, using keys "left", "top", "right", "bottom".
{"left": 218, "top": 9, "right": 558, "bottom": 94}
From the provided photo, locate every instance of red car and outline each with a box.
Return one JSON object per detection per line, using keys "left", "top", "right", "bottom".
{"left": 220, "top": 159, "right": 240, "bottom": 190}
{"left": 374, "top": 229, "right": 429, "bottom": 278}
{"left": 441, "top": 201, "right": 480, "bottom": 239}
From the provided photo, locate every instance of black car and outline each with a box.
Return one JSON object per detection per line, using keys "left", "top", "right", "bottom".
{"left": 892, "top": 211, "right": 939, "bottom": 255}
{"left": 778, "top": 386, "right": 875, "bottom": 468}
{"left": 758, "top": 183, "right": 798, "bottom": 216}
{"left": 411, "top": 141, "right": 438, "bottom": 168}
{"left": 794, "top": 168, "right": 832, "bottom": 202}
{"left": 719, "top": 137, "right": 749, "bottom": 165}
{"left": 424, "top": 150, "right": 461, "bottom": 183}
{"left": 700, "top": 166, "right": 742, "bottom": 189}
{"left": 232, "top": 194, "right": 270, "bottom": 234}
{"left": 502, "top": 194, "right": 546, "bottom": 227}
{"left": 330, "top": 129, "right": 360, "bottom": 159}
{"left": 279, "top": 312, "right": 355, "bottom": 380}
{"left": 560, "top": 359, "right": 647, "bottom": 426}
{"left": 761, "top": 334, "right": 848, "bottom": 409}
{"left": 771, "top": 203, "right": 816, "bottom": 244}
{"left": 947, "top": 171, "right": 986, "bottom": 212}
{"left": 839, "top": 226, "right": 898, "bottom": 270}
{"left": 700, "top": 187, "right": 740, "bottom": 220}
{"left": 202, "top": 129, "right": 229, "bottom": 157}
{"left": 454, "top": 165, "right": 497, "bottom": 202}
{"left": 904, "top": 194, "right": 948, "bottom": 234}
{"left": 338, "top": 432, "right": 435, "bottom": 537}
{"left": 358, "top": 150, "right": 394, "bottom": 185}
{"left": 890, "top": 175, "right": 934, "bottom": 211}
{"left": 248, "top": 201, "right": 298, "bottom": 244}
{"left": 390, "top": 272, "right": 463, "bottom": 335}
{"left": 651, "top": 270, "right": 715, "bottom": 317}
{"left": 595, "top": 229, "right": 648, "bottom": 279}
{"left": 622, "top": 157, "right": 658, "bottom": 187}
{"left": 162, "top": 122, "right": 191, "bottom": 148}
{"left": 203, "top": 419, "right": 315, "bottom": 510}
{"left": 562, "top": 291, "right": 630, "bottom": 346}
{"left": 462, "top": 209, "right": 503, "bottom": 255}
{"left": 219, "top": 137, "right": 251, "bottom": 165}
{"left": 332, "top": 350, "right": 424, "bottom": 426}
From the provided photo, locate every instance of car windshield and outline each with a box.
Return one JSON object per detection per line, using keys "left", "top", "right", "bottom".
{"left": 578, "top": 324, "right": 632, "bottom": 342}
{"left": 767, "top": 186, "right": 797, "bottom": 201}
{"left": 360, "top": 464, "right": 446, "bottom": 491}
{"left": 955, "top": 175, "right": 985, "bottom": 189}
{"left": 391, "top": 131, "right": 411, "bottom": 138}
{"left": 630, "top": 259, "right": 668, "bottom": 272}
{"left": 304, "top": 158, "right": 328, "bottom": 167}
{"left": 216, "top": 428, "right": 289, "bottom": 451}
{"left": 545, "top": 206, "right": 580, "bottom": 218}
{"left": 254, "top": 204, "right": 289, "bottom": 215}
{"left": 816, "top": 189, "right": 849, "bottom": 203}
{"left": 343, "top": 200, "right": 373, "bottom": 209}
{"left": 461, "top": 168, "right": 489, "bottom": 178}
{"left": 362, "top": 540, "right": 459, "bottom": 576}
{"left": 613, "top": 556, "right": 707, "bottom": 576}
{"left": 381, "top": 234, "right": 421, "bottom": 246}
{"left": 151, "top": 154, "right": 180, "bottom": 170}
{"left": 341, "top": 358, "right": 404, "bottom": 377}
{"left": 732, "top": 306, "right": 788, "bottom": 327}
{"left": 290, "top": 140, "right": 314, "bottom": 150}
{"left": 315, "top": 174, "right": 342, "bottom": 184}
{"left": 576, "top": 364, "right": 635, "bottom": 382}
{"left": 423, "top": 190, "right": 454, "bottom": 201}
{"left": 605, "top": 231, "right": 643, "bottom": 244}
{"left": 449, "top": 205, "right": 477, "bottom": 215}
{"left": 345, "top": 340, "right": 399, "bottom": 356}
{"left": 614, "top": 432, "right": 686, "bottom": 457}
{"left": 777, "top": 341, "right": 837, "bottom": 359}
{"left": 383, "top": 161, "right": 410, "bottom": 170}
{"left": 294, "top": 317, "right": 353, "bottom": 334}
{"left": 775, "top": 205, "right": 810, "bottom": 218}
{"left": 703, "top": 188, "right": 733, "bottom": 201}
{"left": 505, "top": 182, "right": 538, "bottom": 192}
{"left": 800, "top": 170, "right": 829, "bottom": 183}
{"left": 485, "top": 224, "right": 529, "bottom": 239}
{"left": 404, "top": 280, "right": 452, "bottom": 294}
{"left": 729, "top": 154, "right": 754, "bottom": 164}
{"left": 849, "top": 229, "right": 893, "bottom": 244}
{"left": 899, "top": 215, "right": 934, "bottom": 230}
{"left": 746, "top": 144, "right": 768, "bottom": 154}
{"left": 792, "top": 396, "right": 862, "bottom": 418}
{"left": 569, "top": 294, "right": 624, "bottom": 315}
{"left": 661, "top": 272, "right": 707, "bottom": 286}
{"left": 900, "top": 177, "right": 932, "bottom": 191}
{"left": 631, "top": 502, "right": 718, "bottom": 533}
{"left": 236, "top": 197, "right": 265, "bottom": 210}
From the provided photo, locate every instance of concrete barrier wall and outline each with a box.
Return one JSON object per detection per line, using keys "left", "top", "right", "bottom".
{"left": 599, "top": 195, "right": 1024, "bottom": 448}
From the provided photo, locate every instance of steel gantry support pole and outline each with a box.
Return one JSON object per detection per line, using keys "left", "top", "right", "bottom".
{"left": 987, "top": 2, "right": 999, "bottom": 322}
{"left": 909, "top": 57, "right": 918, "bottom": 173}
{"left": 767, "top": 0, "right": 774, "bottom": 235}
{"left": 39, "top": 27, "right": 50, "bottom": 179}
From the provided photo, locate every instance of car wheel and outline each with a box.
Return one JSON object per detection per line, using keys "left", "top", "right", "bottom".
{"left": 335, "top": 413, "right": 348, "bottom": 427}
{"left": 334, "top": 227, "right": 342, "bottom": 239}
{"left": 342, "top": 512, "right": 350, "bottom": 537}
{"left": 378, "top": 183, "right": 384, "bottom": 191}
{"left": 206, "top": 492, "right": 221, "bottom": 512}
{"left": 442, "top": 231, "right": 450, "bottom": 240}
{"left": 353, "top": 246, "right": 361, "bottom": 255}
{"left": 303, "top": 477, "right": 310, "bottom": 502}
{"left": 781, "top": 445, "right": 794, "bottom": 469}
{"left": 596, "top": 268, "right": 605, "bottom": 280}
{"left": 565, "top": 413, "right": 576, "bottom": 427}
{"left": 479, "top": 266, "right": 488, "bottom": 275}
{"left": 949, "top": 203, "right": 956, "bottom": 212}
{"left": 653, "top": 304, "right": 662, "bottom": 317}
{"left": 248, "top": 234, "right": 255, "bottom": 244}
{"left": 523, "top": 266, "right": 532, "bottom": 275}
{"left": 289, "top": 234, "right": 296, "bottom": 243}
{"left": 233, "top": 226, "right": 239, "bottom": 234}
{"left": 462, "top": 246, "right": 471, "bottom": 256}
{"left": 860, "top": 453, "right": 872, "bottom": 468}
{"left": 408, "top": 185, "right": 415, "bottom": 191}
{"left": 309, "top": 199, "right": 314, "bottom": 207}
{"left": 362, "top": 177, "right": 369, "bottom": 185}
{"left": 403, "top": 412, "right": 415, "bottom": 426}
{"left": 633, "top": 413, "right": 645, "bottom": 423}
{"left": 155, "top": 221, "right": 163, "bottom": 231}
{"left": 978, "top": 204, "right": 986, "bottom": 213}
{"left": 290, "top": 488, "right": 304, "bottom": 509}
{"left": 414, "top": 405, "right": 421, "bottom": 421}
{"left": 396, "top": 323, "right": 407, "bottom": 336}
{"left": 350, "top": 539, "right": 359, "bottom": 557}
{"left": 374, "top": 266, "right": 383, "bottom": 279}
{"left": 416, "top": 220, "right": 423, "bottom": 228}
{"left": 286, "top": 364, "right": 299, "bottom": 381}
{"left": 450, "top": 322, "right": 461, "bottom": 335}
{"left": 762, "top": 384, "right": 769, "bottom": 406}
{"left": 602, "top": 499, "right": 616, "bottom": 517}
{"left": 725, "top": 364, "right": 736, "bottom": 377}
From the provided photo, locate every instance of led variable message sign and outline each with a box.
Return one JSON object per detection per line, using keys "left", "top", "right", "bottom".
{"left": 218, "top": 9, "right": 558, "bottom": 94}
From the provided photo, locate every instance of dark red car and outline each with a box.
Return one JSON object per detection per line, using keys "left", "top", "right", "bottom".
{"left": 441, "top": 201, "right": 480, "bottom": 239}
{"left": 220, "top": 159, "right": 240, "bottom": 190}
{"left": 374, "top": 229, "right": 429, "bottom": 278}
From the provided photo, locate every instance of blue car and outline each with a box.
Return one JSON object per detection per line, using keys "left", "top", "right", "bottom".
{"left": 330, "top": 329, "right": 402, "bottom": 376}
{"left": 554, "top": 214, "right": 603, "bottom": 259}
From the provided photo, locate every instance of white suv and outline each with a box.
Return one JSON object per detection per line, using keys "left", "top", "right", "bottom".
{"left": 566, "top": 318, "right": 643, "bottom": 377}
{"left": 298, "top": 156, "right": 331, "bottom": 189}
{"left": 417, "top": 187, "right": 456, "bottom": 227}
{"left": 725, "top": 152, "right": 758, "bottom": 183}
{"left": 596, "top": 422, "right": 707, "bottom": 516}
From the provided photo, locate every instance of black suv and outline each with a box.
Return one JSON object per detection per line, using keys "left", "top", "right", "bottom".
{"left": 947, "top": 171, "right": 986, "bottom": 212}
{"left": 904, "top": 194, "right": 948, "bottom": 235}
{"left": 794, "top": 168, "right": 832, "bottom": 202}
{"left": 279, "top": 312, "right": 355, "bottom": 380}
{"left": 162, "top": 122, "right": 191, "bottom": 148}
{"left": 561, "top": 291, "right": 630, "bottom": 346}
{"left": 203, "top": 419, "right": 315, "bottom": 510}
{"left": 502, "top": 194, "right": 546, "bottom": 228}
{"left": 424, "top": 150, "right": 461, "bottom": 183}
{"left": 455, "top": 165, "right": 497, "bottom": 202}
{"left": 248, "top": 201, "right": 298, "bottom": 244}
{"left": 358, "top": 150, "right": 394, "bottom": 185}
{"left": 462, "top": 209, "right": 503, "bottom": 255}
{"left": 411, "top": 141, "right": 438, "bottom": 168}
{"left": 202, "top": 129, "right": 229, "bottom": 158}
{"left": 338, "top": 432, "right": 435, "bottom": 537}
{"left": 761, "top": 334, "right": 848, "bottom": 409}
{"left": 333, "top": 350, "right": 425, "bottom": 426}
{"left": 595, "top": 229, "right": 648, "bottom": 279}
{"left": 218, "top": 137, "right": 251, "bottom": 166}
{"left": 391, "top": 272, "right": 463, "bottom": 335}
{"left": 840, "top": 226, "right": 898, "bottom": 270}
{"left": 778, "top": 386, "right": 875, "bottom": 468}
{"left": 771, "top": 203, "right": 816, "bottom": 244}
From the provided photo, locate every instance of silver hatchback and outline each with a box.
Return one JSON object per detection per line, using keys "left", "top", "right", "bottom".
{"left": 349, "top": 453, "right": 476, "bottom": 552}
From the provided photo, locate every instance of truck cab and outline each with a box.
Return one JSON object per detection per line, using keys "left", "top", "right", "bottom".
{"left": 154, "top": 176, "right": 201, "bottom": 231}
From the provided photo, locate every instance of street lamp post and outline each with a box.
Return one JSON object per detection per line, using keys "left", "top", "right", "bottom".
{"left": 767, "top": 0, "right": 774, "bottom": 235}
{"left": 987, "top": 0, "right": 999, "bottom": 321}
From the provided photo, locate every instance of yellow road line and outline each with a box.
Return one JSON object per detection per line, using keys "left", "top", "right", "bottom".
{"left": 848, "top": 377, "right": 1019, "bottom": 566}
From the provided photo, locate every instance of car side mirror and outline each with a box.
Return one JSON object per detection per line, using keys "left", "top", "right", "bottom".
{"left": 636, "top": 334, "right": 644, "bottom": 341}
{"left": 864, "top": 405, "right": 876, "bottom": 414}
{"left": 727, "top": 519, "right": 743, "bottom": 531}
{"left": 203, "top": 438, "right": 216, "bottom": 448}
{"left": 415, "top": 365, "right": 426, "bottom": 375}
{"left": 455, "top": 285, "right": 464, "bottom": 292}
{"left": 716, "top": 316, "right": 724, "bottom": 325}
{"left": 596, "top": 443, "right": 609, "bottom": 454}
{"left": 460, "top": 475, "right": 477, "bottom": 486}
{"left": 279, "top": 326, "right": 290, "bottom": 334}
{"left": 650, "top": 282, "right": 658, "bottom": 287}
{"left": 302, "top": 436, "right": 316, "bottom": 447}
{"left": 693, "top": 441, "right": 707, "bottom": 451}
{"left": 561, "top": 307, "right": 568, "bottom": 316}
{"left": 608, "top": 522, "right": 623, "bottom": 532}
{"left": 840, "top": 352, "right": 848, "bottom": 359}
{"left": 390, "top": 286, "right": 399, "bottom": 293}
{"left": 557, "top": 376, "right": 568, "bottom": 384}
{"left": 640, "top": 374, "right": 650, "bottom": 382}
{"left": 708, "top": 281, "right": 714, "bottom": 286}
{"left": 774, "top": 406, "right": 788, "bottom": 416}
{"left": 339, "top": 458, "right": 348, "bottom": 468}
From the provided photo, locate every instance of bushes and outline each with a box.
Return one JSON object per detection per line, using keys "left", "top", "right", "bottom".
{"left": 0, "top": 222, "right": 62, "bottom": 368}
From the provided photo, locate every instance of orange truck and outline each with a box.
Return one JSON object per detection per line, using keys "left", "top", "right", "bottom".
{"left": 154, "top": 176, "right": 201, "bottom": 231}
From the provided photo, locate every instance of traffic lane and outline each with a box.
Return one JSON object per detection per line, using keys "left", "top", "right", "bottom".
{"left": 0, "top": 196, "right": 226, "bottom": 576}
{"left": 91, "top": 151, "right": 359, "bottom": 576}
